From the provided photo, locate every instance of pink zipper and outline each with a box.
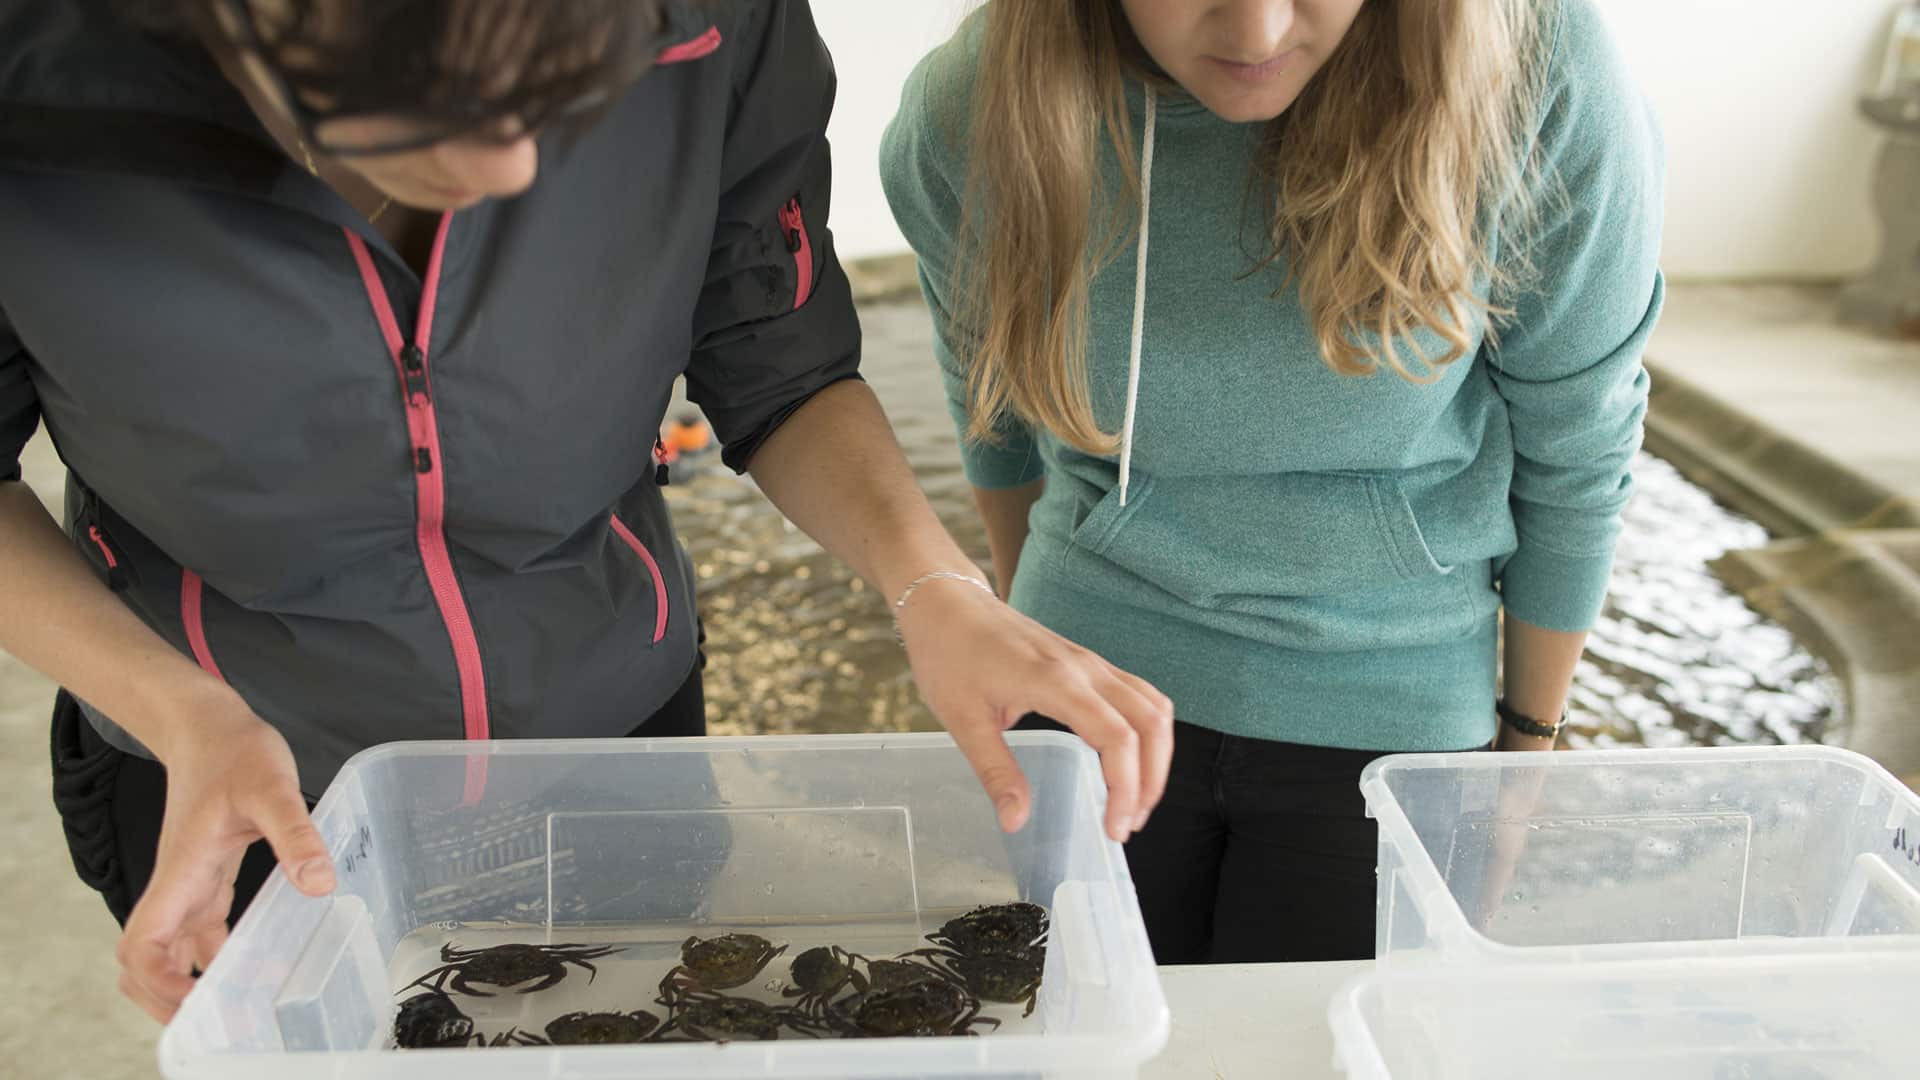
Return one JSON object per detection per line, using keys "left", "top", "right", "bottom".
{"left": 779, "top": 197, "right": 814, "bottom": 310}
{"left": 86, "top": 525, "right": 119, "bottom": 570}
{"left": 343, "top": 218, "right": 491, "bottom": 747}
{"left": 657, "top": 26, "right": 722, "bottom": 64}
{"left": 609, "top": 512, "right": 670, "bottom": 644}
{"left": 179, "top": 570, "right": 226, "bottom": 682}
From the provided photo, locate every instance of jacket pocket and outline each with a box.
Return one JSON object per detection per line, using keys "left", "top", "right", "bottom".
{"left": 610, "top": 512, "right": 670, "bottom": 644}
{"left": 49, "top": 692, "right": 127, "bottom": 899}
{"left": 1072, "top": 469, "right": 1453, "bottom": 608}
{"left": 778, "top": 195, "right": 815, "bottom": 310}
{"left": 75, "top": 490, "right": 135, "bottom": 592}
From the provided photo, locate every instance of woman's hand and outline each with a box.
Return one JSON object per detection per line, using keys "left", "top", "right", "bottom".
{"left": 743, "top": 382, "right": 1177, "bottom": 846}
{"left": 896, "top": 574, "right": 1174, "bottom": 843}
{"left": 0, "top": 487, "right": 335, "bottom": 1019}
{"left": 117, "top": 687, "right": 335, "bottom": 1022}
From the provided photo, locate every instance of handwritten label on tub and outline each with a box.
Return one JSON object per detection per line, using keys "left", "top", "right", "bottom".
{"left": 1892, "top": 827, "right": 1920, "bottom": 869}
{"left": 338, "top": 824, "right": 374, "bottom": 876}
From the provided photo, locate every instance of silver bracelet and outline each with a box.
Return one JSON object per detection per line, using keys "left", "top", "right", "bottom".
{"left": 892, "top": 570, "right": 997, "bottom": 643}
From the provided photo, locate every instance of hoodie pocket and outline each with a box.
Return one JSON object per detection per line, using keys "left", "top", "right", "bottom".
{"left": 1071, "top": 469, "right": 1453, "bottom": 609}
{"left": 610, "top": 513, "right": 670, "bottom": 644}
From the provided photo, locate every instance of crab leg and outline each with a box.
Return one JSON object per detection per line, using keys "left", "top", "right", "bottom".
{"left": 516, "top": 968, "right": 566, "bottom": 994}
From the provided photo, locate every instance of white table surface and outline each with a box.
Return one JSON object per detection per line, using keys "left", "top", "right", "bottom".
{"left": 1142, "top": 960, "right": 1371, "bottom": 1079}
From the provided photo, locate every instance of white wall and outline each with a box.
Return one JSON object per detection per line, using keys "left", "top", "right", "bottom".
{"left": 1592, "top": 1, "right": 1894, "bottom": 280}
{"left": 814, "top": 0, "right": 1905, "bottom": 280}
{"left": 815, "top": 0, "right": 978, "bottom": 261}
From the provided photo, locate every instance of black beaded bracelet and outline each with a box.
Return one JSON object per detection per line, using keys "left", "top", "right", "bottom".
{"left": 1496, "top": 698, "right": 1566, "bottom": 740}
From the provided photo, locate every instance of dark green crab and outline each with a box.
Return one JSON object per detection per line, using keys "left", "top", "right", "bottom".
{"left": 864, "top": 956, "right": 953, "bottom": 993}
{"left": 925, "top": 948, "right": 1044, "bottom": 1017}
{"left": 541, "top": 1009, "right": 663, "bottom": 1044}
{"left": 657, "top": 932, "right": 788, "bottom": 1000}
{"left": 827, "top": 975, "right": 999, "bottom": 1038}
{"left": 405, "top": 941, "right": 623, "bottom": 997}
{"left": 659, "top": 988, "right": 821, "bottom": 1042}
{"left": 393, "top": 990, "right": 476, "bottom": 1049}
{"left": 912, "top": 901, "right": 1049, "bottom": 1017}
{"left": 783, "top": 945, "right": 869, "bottom": 1018}
{"left": 927, "top": 903, "right": 1049, "bottom": 958}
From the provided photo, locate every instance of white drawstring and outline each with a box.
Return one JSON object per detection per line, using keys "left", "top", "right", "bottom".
{"left": 1118, "top": 86, "right": 1156, "bottom": 508}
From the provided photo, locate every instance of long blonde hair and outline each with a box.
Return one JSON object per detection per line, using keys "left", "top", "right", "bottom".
{"left": 953, "top": 0, "right": 1552, "bottom": 454}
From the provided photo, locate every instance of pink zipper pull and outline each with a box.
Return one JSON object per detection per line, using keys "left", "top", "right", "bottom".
{"left": 779, "top": 197, "right": 814, "bottom": 310}
{"left": 400, "top": 344, "right": 430, "bottom": 404}
{"left": 87, "top": 525, "right": 119, "bottom": 569}
{"left": 779, "top": 198, "right": 804, "bottom": 249}
{"left": 86, "top": 524, "right": 130, "bottom": 591}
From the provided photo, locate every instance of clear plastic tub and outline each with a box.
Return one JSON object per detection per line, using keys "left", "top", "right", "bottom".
{"left": 1365, "top": 745, "right": 1920, "bottom": 966}
{"left": 158, "top": 732, "right": 1169, "bottom": 1079}
{"left": 1329, "top": 949, "right": 1920, "bottom": 1079}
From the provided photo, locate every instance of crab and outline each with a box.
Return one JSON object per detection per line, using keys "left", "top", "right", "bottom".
{"left": 540, "top": 1009, "right": 662, "bottom": 1044}
{"left": 393, "top": 994, "right": 553, "bottom": 1050}
{"left": 404, "top": 941, "right": 623, "bottom": 997}
{"left": 657, "top": 988, "right": 821, "bottom": 1042}
{"left": 924, "top": 949, "right": 1044, "bottom": 1018}
{"left": 864, "top": 956, "right": 957, "bottom": 993}
{"left": 393, "top": 990, "right": 477, "bottom": 1049}
{"left": 827, "top": 975, "right": 1000, "bottom": 1038}
{"left": 783, "top": 945, "right": 869, "bottom": 1018}
{"left": 927, "top": 903, "right": 1049, "bottom": 959}
{"left": 657, "top": 932, "right": 788, "bottom": 1000}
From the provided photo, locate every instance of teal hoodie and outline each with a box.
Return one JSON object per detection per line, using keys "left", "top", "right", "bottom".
{"left": 880, "top": 0, "right": 1664, "bottom": 751}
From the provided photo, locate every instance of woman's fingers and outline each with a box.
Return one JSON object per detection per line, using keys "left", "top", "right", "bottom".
{"left": 1031, "top": 677, "right": 1141, "bottom": 841}
{"left": 945, "top": 716, "right": 1034, "bottom": 833}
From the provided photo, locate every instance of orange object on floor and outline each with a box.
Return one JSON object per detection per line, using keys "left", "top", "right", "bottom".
{"left": 664, "top": 413, "right": 714, "bottom": 455}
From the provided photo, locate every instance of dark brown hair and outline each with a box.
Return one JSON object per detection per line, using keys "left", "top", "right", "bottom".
{"left": 121, "top": 0, "right": 683, "bottom": 150}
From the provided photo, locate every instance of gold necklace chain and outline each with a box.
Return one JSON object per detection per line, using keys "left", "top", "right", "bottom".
{"left": 296, "top": 137, "right": 395, "bottom": 225}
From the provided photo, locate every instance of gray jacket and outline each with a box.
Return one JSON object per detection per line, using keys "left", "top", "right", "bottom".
{"left": 0, "top": 0, "right": 861, "bottom": 793}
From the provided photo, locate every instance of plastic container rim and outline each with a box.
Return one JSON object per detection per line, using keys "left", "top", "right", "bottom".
{"left": 157, "top": 729, "right": 1173, "bottom": 1072}
{"left": 1358, "top": 744, "right": 1920, "bottom": 965}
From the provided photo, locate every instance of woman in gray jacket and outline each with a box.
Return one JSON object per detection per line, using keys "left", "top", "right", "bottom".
{"left": 0, "top": 0, "right": 1171, "bottom": 1021}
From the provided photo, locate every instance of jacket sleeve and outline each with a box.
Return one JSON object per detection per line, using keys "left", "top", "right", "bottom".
{"left": 682, "top": 0, "right": 863, "bottom": 474}
{"left": 1487, "top": 0, "right": 1665, "bottom": 633}
{"left": 1, "top": 302, "right": 38, "bottom": 485}
{"left": 878, "top": 22, "right": 1046, "bottom": 491}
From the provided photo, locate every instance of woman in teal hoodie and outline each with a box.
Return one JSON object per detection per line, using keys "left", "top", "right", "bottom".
{"left": 882, "top": 0, "right": 1662, "bottom": 963}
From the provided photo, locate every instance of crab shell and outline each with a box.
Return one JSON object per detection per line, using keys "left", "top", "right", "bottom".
{"left": 839, "top": 979, "right": 977, "bottom": 1038}
{"left": 789, "top": 946, "right": 858, "bottom": 992}
{"left": 676, "top": 994, "right": 789, "bottom": 1041}
{"left": 393, "top": 992, "right": 474, "bottom": 1049}
{"left": 679, "top": 933, "right": 786, "bottom": 989}
{"left": 542, "top": 1009, "right": 661, "bottom": 1044}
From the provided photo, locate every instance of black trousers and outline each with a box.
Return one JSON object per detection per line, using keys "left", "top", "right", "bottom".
{"left": 50, "top": 660, "right": 707, "bottom": 929}
{"left": 1021, "top": 714, "right": 1408, "bottom": 965}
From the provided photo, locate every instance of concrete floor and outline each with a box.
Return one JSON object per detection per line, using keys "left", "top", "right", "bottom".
{"left": 3, "top": 282, "right": 1917, "bottom": 1077}
{"left": 1647, "top": 283, "right": 1920, "bottom": 519}
{"left": 1642, "top": 283, "right": 1920, "bottom": 779}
